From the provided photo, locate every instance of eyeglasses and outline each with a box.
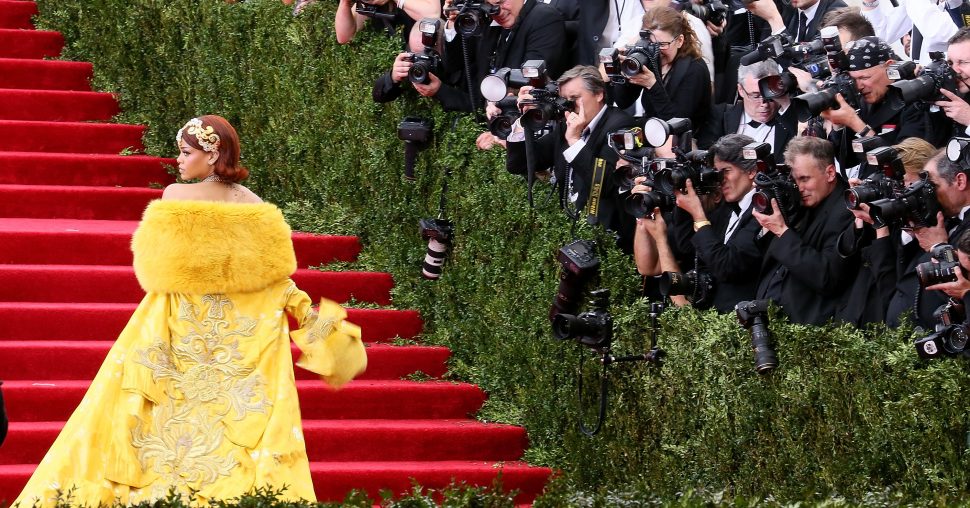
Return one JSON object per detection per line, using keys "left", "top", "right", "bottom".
{"left": 647, "top": 34, "right": 677, "bottom": 49}
{"left": 739, "top": 87, "right": 763, "bottom": 101}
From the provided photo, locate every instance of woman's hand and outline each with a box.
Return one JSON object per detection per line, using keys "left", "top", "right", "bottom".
{"left": 624, "top": 60, "right": 657, "bottom": 89}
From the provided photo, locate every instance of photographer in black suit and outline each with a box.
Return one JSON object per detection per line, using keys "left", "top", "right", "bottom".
{"left": 744, "top": 0, "right": 847, "bottom": 43}
{"left": 671, "top": 134, "right": 766, "bottom": 312}
{"left": 698, "top": 60, "right": 798, "bottom": 164}
{"left": 506, "top": 65, "right": 638, "bottom": 251}
{"left": 754, "top": 136, "right": 856, "bottom": 325}
{"left": 412, "top": 0, "right": 567, "bottom": 112}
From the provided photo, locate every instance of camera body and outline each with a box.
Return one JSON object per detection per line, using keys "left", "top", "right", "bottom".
{"left": 790, "top": 27, "right": 861, "bottom": 121}
{"left": 916, "top": 244, "right": 964, "bottom": 287}
{"left": 744, "top": 34, "right": 830, "bottom": 100}
{"left": 552, "top": 289, "right": 613, "bottom": 351}
{"left": 488, "top": 96, "right": 521, "bottom": 138}
{"left": 407, "top": 51, "right": 441, "bottom": 85}
{"left": 419, "top": 218, "right": 454, "bottom": 280}
{"left": 867, "top": 173, "right": 940, "bottom": 229}
{"left": 735, "top": 299, "right": 778, "bottom": 373}
{"left": 915, "top": 298, "right": 969, "bottom": 359}
{"left": 655, "top": 150, "right": 721, "bottom": 195}
{"left": 752, "top": 164, "right": 802, "bottom": 225}
{"left": 844, "top": 172, "right": 903, "bottom": 212}
{"left": 599, "top": 47, "right": 625, "bottom": 85}
{"left": 658, "top": 270, "right": 715, "bottom": 308}
{"left": 887, "top": 52, "right": 957, "bottom": 105}
{"left": 520, "top": 84, "right": 576, "bottom": 131}
{"left": 622, "top": 30, "right": 663, "bottom": 78}
{"left": 623, "top": 162, "right": 677, "bottom": 218}
{"left": 551, "top": 240, "right": 600, "bottom": 319}
{"left": 680, "top": 0, "right": 728, "bottom": 26}
{"left": 446, "top": 0, "right": 500, "bottom": 37}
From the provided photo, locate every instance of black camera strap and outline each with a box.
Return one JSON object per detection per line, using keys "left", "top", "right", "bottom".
{"left": 585, "top": 157, "right": 608, "bottom": 225}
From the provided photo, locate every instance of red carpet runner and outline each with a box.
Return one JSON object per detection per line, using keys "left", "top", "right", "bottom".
{"left": 0, "top": 1, "right": 551, "bottom": 504}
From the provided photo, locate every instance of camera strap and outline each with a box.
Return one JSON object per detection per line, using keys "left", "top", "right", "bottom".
{"left": 585, "top": 157, "right": 608, "bottom": 225}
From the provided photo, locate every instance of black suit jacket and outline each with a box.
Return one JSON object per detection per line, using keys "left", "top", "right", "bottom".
{"left": 576, "top": 0, "right": 610, "bottom": 66}
{"left": 783, "top": 0, "right": 848, "bottom": 43}
{"left": 546, "top": 0, "right": 581, "bottom": 68}
{"left": 831, "top": 100, "right": 934, "bottom": 171}
{"left": 612, "top": 56, "right": 712, "bottom": 128}
{"left": 506, "top": 106, "right": 638, "bottom": 251}
{"left": 697, "top": 102, "right": 798, "bottom": 164}
{"left": 756, "top": 179, "right": 857, "bottom": 325}
{"left": 690, "top": 202, "right": 765, "bottom": 313}
{"left": 834, "top": 224, "right": 899, "bottom": 326}
{"left": 434, "top": 2, "right": 567, "bottom": 112}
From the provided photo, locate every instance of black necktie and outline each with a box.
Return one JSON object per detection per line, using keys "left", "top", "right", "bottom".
{"left": 730, "top": 202, "right": 742, "bottom": 215}
{"left": 946, "top": 215, "right": 962, "bottom": 232}
{"left": 581, "top": 127, "right": 591, "bottom": 142}
{"left": 747, "top": 118, "right": 776, "bottom": 128}
{"left": 797, "top": 12, "right": 808, "bottom": 42}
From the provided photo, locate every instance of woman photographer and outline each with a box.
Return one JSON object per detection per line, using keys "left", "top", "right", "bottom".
{"left": 613, "top": 6, "right": 711, "bottom": 129}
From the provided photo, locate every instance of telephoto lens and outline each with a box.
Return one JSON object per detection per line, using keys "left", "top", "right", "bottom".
{"left": 418, "top": 218, "right": 454, "bottom": 280}
{"left": 735, "top": 299, "right": 778, "bottom": 374}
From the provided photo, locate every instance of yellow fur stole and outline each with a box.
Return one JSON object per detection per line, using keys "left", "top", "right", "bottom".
{"left": 131, "top": 200, "right": 297, "bottom": 294}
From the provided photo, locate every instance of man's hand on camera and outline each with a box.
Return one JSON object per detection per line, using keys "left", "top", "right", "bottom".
{"left": 563, "top": 99, "right": 588, "bottom": 146}
{"left": 638, "top": 207, "right": 668, "bottom": 239}
{"left": 413, "top": 73, "right": 442, "bottom": 96}
{"left": 913, "top": 212, "right": 949, "bottom": 252}
{"left": 820, "top": 93, "right": 867, "bottom": 132}
{"left": 675, "top": 179, "right": 706, "bottom": 222}
{"left": 752, "top": 199, "right": 789, "bottom": 237}
{"left": 935, "top": 89, "right": 970, "bottom": 127}
{"left": 517, "top": 85, "right": 536, "bottom": 112}
{"left": 706, "top": 19, "right": 726, "bottom": 38}
{"left": 926, "top": 266, "right": 970, "bottom": 300}
{"left": 391, "top": 52, "right": 412, "bottom": 83}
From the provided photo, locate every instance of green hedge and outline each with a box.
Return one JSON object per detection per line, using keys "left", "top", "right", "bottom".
{"left": 33, "top": 1, "right": 970, "bottom": 504}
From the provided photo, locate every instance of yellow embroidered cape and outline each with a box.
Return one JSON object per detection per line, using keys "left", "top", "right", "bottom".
{"left": 14, "top": 200, "right": 367, "bottom": 507}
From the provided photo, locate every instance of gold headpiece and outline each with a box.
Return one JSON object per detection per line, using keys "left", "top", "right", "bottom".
{"left": 176, "top": 118, "right": 221, "bottom": 153}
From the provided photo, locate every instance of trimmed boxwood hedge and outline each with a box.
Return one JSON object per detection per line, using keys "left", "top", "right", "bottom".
{"left": 32, "top": 1, "right": 970, "bottom": 504}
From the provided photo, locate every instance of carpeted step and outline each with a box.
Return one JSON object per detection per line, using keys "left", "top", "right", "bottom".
{"left": 0, "top": 120, "right": 143, "bottom": 154}
{"left": 1, "top": 380, "right": 487, "bottom": 422}
{"left": 0, "top": 302, "right": 422, "bottom": 342}
{"left": 0, "top": 1, "right": 37, "bottom": 29}
{"left": 0, "top": 89, "right": 118, "bottom": 121}
{"left": 0, "top": 185, "right": 159, "bottom": 220}
{"left": 0, "top": 218, "right": 362, "bottom": 266}
{"left": 0, "top": 460, "right": 551, "bottom": 505}
{"left": 0, "top": 265, "right": 395, "bottom": 305}
{"left": 0, "top": 341, "right": 449, "bottom": 380}
{"left": 0, "top": 58, "right": 91, "bottom": 90}
{"left": 0, "top": 419, "right": 527, "bottom": 465}
{"left": 0, "top": 29, "right": 62, "bottom": 59}
{"left": 0, "top": 152, "right": 173, "bottom": 187}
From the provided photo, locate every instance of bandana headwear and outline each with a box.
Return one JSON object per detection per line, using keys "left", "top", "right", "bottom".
{"left": 846, "top": 36, "right": 893, "bottom": 72}
{"left": 176, "top": 118, "right": 221, "bottom": 153}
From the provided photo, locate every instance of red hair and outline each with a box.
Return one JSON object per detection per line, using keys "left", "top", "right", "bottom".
{"left": 179, "top": 114, "right": 249, "bottom": 183}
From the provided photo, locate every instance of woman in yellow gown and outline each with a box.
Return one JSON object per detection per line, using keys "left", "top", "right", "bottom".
{"left": 14, "top": 115, "right": 367, "bottom": 506}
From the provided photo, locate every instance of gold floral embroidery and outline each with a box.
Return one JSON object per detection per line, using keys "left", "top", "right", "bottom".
{"left": 305, "top": 310, "right": 336, "bottom": 345}
{"left": 132, "top": 294, "right": 270, "bottom": 497}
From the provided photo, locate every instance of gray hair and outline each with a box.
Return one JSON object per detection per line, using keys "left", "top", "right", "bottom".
{"left": 931, "top": 151, "right": 966, "bottom": 185}
{"left": 710, "top": 134, "right": 758, "bottom": 173}
{"left": 557, "top": 65, "right": 606, "bottom": 96}
{"left": 737, "top": 59, "right": 780, "bottom": 85}
{"left": 784, "top": 136, "right": 835, "bottom": 169}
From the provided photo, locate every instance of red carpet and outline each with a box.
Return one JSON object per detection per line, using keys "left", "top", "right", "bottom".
{"left": 0, "top": 3, "right": 551, "bottom": 505}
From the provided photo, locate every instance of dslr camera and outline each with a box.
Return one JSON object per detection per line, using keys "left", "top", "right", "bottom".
{"left": 488, "top": 96, "right": 520, "bottom": 138}
{"left": 419, "top": 218, "right": 454, "bottom": 280}
{"left": 790, "top": 26, "right": 861, "bottom": 121}
{"left": 736, "top": 299, "right": 778, "bottom": 374}
{"left": 600, "top": 47, "right": 626, "bottom": 85}
{"left": 618, "top": 159, "right": 677, "bottom": 218}
{"left": 622, "top": 30, "right": 663, "bottom": 78}
{"left": 915, "top": 297, "right": 969, "bottom": 359}
{"left": 445, "top": 0, "right": 500, "bottom": 37}
{"left": 658, "top": 270, "right": 715, "bottom": 308}
{"left": 676, "top": 0, "right": 728, "bottom": 26}
{"left": 741, "top": 33, "right": 830, "bottom": 100}
{"left": 552, "top": 289, "right": 613, "bottom": 351}
{"left": 654, "top": 149, "right": 722, "bottom": 196}
{"left": 844, "top": 146, "right": 905, "bottom": 213}
{"left": 866, "top": 172, "right": 940, "bottom": 229}
{"left": 551, "top": 240, "right": 600, "bottom": 320}
{"left": 406, "top": 19, "right": 443, "bottom": 85}
{"left": 887, "top": 51, "right": 957, "bottom": 106}
{"left": 745, "top": 143, "right": 802, "bottom": 225}
{"left": 520, "top": 68, "right": 576, "bottom": 131}
{"left": 916, "top": 244, "right": 964, "bottom": 288}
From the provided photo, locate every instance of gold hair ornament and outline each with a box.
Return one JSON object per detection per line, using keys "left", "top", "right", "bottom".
{"left": 176, "top": 118, "right": 221, "bottom": 153}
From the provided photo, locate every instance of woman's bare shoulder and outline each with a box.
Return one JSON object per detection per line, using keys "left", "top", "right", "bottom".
{"left": 161, "top": 183, "right": 190, "bottom": 200}
{"left": 233, "top": 184, "right": 263, "bottom": 203}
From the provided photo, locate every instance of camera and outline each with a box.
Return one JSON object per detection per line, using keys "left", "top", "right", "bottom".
{"left": 658, "top": 270, "right": 715, "bottom": 308}
{"left": 419, "top": 218, "right": 454, "bottom": 280}
{"left": 867, "top": 173, "right": 940, "bottom": 229}
{"left": 916, "top": 243, "right": 964, "bottom": 288}
{"left": 487, "top": 96, "right": 521, "bottom": 139}
{"left": 445, "top": 0, "right": 500, "bottom": 37}
{"left": 552, "top": 289, "right": 613, "bottom": 351}
{"left": 844, "top": 146, "right": 905, "bottom": 212}
{"left": 600, "top": 47, "right": 625, "bottom": 85}
{"left": 743, "top": 34, "right": 830, "bottom": 100}
{"left": 406, "top": 19, "right": 443, "bottom": 85}
{"left": 398, "top": 117, "right": 433, "bottom": 180}
{"left": 886, "top": 51, "right": 957, "bottom": 105}
{"left": 520, "top": 84, "right": 576, "bottom": 131}
{"left": 947, "top": 136, "right": 970, "bottom": 168}
{"left": 736, "top": 299, "right": 778, "bottom": 374}
{"left": 480, "top": 60, "right": 548, "bottom": 102}
{"left": 354, "top": 0, "right": 397, "bottom": 21}
{"left": 622, "top": 30, "right": 663, "bottom": 78}
{"left": 551, "top": 240, "right": 600, "bottom": 320}
{"left": 751, "top": 162, "right": 802, "bottom": 226}
{"left": 655, "top": 150, "right": 722, "bottom": 195}
{"left": 915, "top": 298, "right": 969, "bottom": 359}
{"left": 677, "top": 0, "right": 728, "bottom": 26}
{"left": 789, "top": 26, "right": 861, "bottom": 122}
{"left": 623, "top": 161, "right": 677, "bottom": 218}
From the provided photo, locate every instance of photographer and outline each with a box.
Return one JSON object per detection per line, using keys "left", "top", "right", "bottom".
{"left": 821, "top": 36, "right": 936, "bottom": 173}
{"left": 744, "top": 0, "right": 847, "bottom": 44}
{"left": 418, "top": 0, "right": 567, "bottom": 112}
{"left": 372, "top": 19, "right": 449, "bottom": 104}
{"left": 698, "top": 60, "right": 797, "bottom": 163}
{"left": 754, "top": 136, "right": 856, "bottom": 325}
{"left": 923, "top": 228, "right": 970, "bottom": 304}
{"left": 612, "top": 6, "right": 712, "bottom": 127}
{"left": 334, "top": 0, "right": 441, "bottom": 45}
{"left": 671, "top": 134, "right": 766, "bottom": 312}
{"left": 506, "top": 65, "right": 638, "bottom": 250}
{"left": 933, "top": 28, "right": 970, "bottom": 139}
{"left": 886, "top": 152, "right": 970, "bottom": 327}
{"left": 836, "top": 138, "right": 937, "bottom": 326}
